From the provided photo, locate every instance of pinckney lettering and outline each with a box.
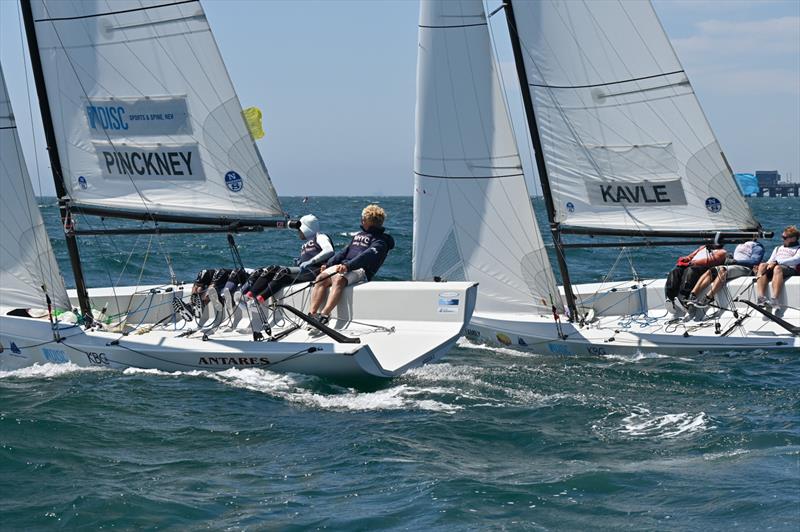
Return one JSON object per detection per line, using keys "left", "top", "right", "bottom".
{"left": 99, "top": 146, "right": 200, "bottom": 180}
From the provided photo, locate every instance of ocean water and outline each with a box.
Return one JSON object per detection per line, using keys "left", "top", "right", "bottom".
{"left": 1, "top": 196, "right": 798, "bottom": 529}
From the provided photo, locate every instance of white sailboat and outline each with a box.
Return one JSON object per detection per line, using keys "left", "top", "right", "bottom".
{"left": 0, "top": 0, "right": 477, "bottom": 379}
{"left": 412, "top": 0, "right": 798, "bottom": 355}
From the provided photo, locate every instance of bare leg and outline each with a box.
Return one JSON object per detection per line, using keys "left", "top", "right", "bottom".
{"left": 690, "top": 270, "right": 715, "bottom": 297}
{"left": 321, "top": 275, "right": 348, "bottom": 316}
{"left": 308, "top": 273, "right": 333, "bottom": 315}
{"left": 755, "top": 263, "right": 770, "bottom": 299}
{"left": 770, "top": 267, "right": 785, "bottom": 301}
{"left": 706, "top": 268, "right": 728, "bottom": 299}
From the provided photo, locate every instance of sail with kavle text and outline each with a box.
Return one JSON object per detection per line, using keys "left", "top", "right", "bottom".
{"left": 510, "top": 0, "right": 758, "bottom": 234}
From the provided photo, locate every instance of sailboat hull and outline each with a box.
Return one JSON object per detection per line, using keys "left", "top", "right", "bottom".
{"left": 466, "top": 277, "right": 800, "bottom": 356}
{"left": 0, "top": 281, "right": 477, "bottom": 379}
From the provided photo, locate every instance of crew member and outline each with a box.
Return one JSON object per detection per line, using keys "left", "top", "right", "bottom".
{"left": 307, "top": 205, "right": 394, "bottom": 326}
{"left": 245, "top": 214, "right": 334, "bottom": 303}
{"left": 686, "top": 239, "right": 764, "bottom": 309}
{"left": 755, "top": 225, "right": 800, "bottom": 311}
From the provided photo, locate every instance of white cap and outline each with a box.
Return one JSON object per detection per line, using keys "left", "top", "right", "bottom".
{"left": 299, "top": 214, "right": 319, "bottom": 239}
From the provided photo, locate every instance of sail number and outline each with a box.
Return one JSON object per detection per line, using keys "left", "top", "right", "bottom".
{"left": 85, "top": 352, "right": 110, "bottom": 366}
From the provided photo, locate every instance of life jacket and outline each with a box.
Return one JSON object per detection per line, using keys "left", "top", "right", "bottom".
{"left": 772, "top": 244, "right": 800, "bottom": 273}
{"left": 298, "top": 236, "right": 324, "bottom": 264}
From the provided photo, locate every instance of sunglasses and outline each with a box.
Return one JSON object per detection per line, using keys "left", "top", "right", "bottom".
{"left": 783, "top": 235, "right": 795, "bottom": 239}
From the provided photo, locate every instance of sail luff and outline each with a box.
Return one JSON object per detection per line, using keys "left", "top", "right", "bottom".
{"left": 505, "top": 0, "right": 578, "bottom": 320}
{"left": 21, "top": 0, "right": 93, "bottom": 318}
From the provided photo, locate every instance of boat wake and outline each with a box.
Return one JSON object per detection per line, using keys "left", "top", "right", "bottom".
{"left": 455, "top": 337, "right": 543, "bottom": 358}
{"left": 0, "top": 362, "right": 106, "bottom": 379}
{"left": 210, "top": 367, "right": 462, "bottom": 412}
{"left": 601, "top": 352, "right": 694, "bottom": 363}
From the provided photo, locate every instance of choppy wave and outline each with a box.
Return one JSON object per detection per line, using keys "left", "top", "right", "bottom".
{"left": 619, "top": 408, "right": 710, "bottom": 439}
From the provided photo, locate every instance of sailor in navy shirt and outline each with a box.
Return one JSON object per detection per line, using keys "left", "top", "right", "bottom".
{"left": 307, "top": 205, "right": 394, "bottom": 325}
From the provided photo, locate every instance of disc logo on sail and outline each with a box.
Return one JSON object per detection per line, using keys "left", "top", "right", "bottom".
{"left": 84, "top": 96, "right": 191, "bottom": 137}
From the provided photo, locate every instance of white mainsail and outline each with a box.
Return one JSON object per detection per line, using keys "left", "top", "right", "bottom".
{"left": 412, "top": 0, "right": 559, "bottom": 314}
{"left": 0, "top": 63, "right": 70, "bottom": 311}
{"left": 511, "top": 0, "right": 758, "bottom": 233}
{"left": 28, "top": 0, "right": 282, "bottom": 222}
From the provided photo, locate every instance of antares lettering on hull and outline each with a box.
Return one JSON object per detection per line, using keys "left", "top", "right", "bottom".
{"left": 94, "top": 143, "right": 204, "bottom": 180}
{"left": 198, "top": 357, "right": 271, "bottom": 366}
{"left": 587, "top": 179, "right": 687, "bottom": 206}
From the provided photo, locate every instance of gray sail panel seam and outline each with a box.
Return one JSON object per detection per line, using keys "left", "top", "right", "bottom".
{"left": 33, "top": 0, "right": 199, "bottom": 23}
{"left": 530, "top": 69, "right": 685, "bottom": 89}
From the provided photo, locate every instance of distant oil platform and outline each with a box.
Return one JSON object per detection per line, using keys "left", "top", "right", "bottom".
{"left": 735, "top": 170, "right": 799, "bottom": 197}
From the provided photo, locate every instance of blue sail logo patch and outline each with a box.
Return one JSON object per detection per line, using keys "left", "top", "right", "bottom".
{"left": 705, "top": 197, "right": 722, "bottom": 213}
{"left": 225, "top": 171, "right": 243, "bottom": 192}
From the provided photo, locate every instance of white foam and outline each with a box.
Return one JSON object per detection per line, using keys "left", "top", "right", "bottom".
{"left": 81, "top": 365, "right": 458, "bottom": 413}
{"left": 456, "top": 337, "right": 542, "bottom": 358}
{"left": 0, "top": 362, "right": 106, "bottom": 379}
{"left": 209, "top": 368, "right": 461, "bottom": 413}
{"left": 122, "top": 367, "right": 208, "bottom": 378}
{"left": 620, "top": 408, "right": 710, "bottom": 438}
{"left": 602, "top": 352, "right": 671, "bottom": 363}
{"left": 702, "top": 449, "right": 750, "bottom": 461}
{"left": 403, "top": 362, "right": 485, "bottom": 385}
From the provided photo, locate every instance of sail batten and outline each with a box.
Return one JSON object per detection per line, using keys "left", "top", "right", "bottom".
{"left": 412, "top": 0, "right": 559, "bottom": 315}
{"left": 511, "top": 0, "right": 758, "bottom": 234}
{"left": 28, "top": 0, "right": 283, "bottom": 222}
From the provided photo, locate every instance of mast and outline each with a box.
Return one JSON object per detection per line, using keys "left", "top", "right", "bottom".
{"left": 503, "top": 0, "right": 579, "bottom": 321}
{"left": 21, "top": 0, "right": 93, "bottom": 322}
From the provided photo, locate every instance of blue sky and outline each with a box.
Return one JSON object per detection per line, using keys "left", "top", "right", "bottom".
{"left": 1, "top": 0, "right": 798, "bottom": 196}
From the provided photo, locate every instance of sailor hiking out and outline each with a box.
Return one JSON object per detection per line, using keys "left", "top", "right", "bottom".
{"left": 189, "top": 214, "right": 334, "bottom": 321}
{"left": 686, "top": 239, "right": 765, "bottom": 311}
{"left": 307, "top": 205, "right": 395, "bottom": 326}
{"left": 664, "top": 243, "right": 727, "bottom": 316}
{"left": 243, "top": 214, "right": 334, "bottom": 303}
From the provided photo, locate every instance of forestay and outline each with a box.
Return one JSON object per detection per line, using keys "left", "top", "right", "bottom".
{"left": 0, "top": 63, "right": 70, "bottom": 311}
{"left": 511, "top": 0, "right": 758, "bottom": 233}
{"left": 413, "top": 0, "right": 559, "bottom": 314}
{"left": 29, "top": 0, "right": 282, "bottom": 222}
